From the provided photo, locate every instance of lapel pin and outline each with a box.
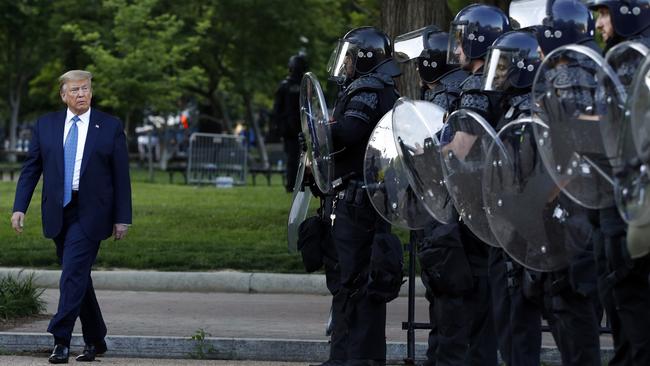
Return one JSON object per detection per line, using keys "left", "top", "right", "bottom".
{"left": 95, "top": 124, "right": 99, "bottom": 128}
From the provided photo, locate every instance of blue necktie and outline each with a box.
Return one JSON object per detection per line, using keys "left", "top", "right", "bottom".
{"left": 63, "top": 115, "right": 80, "bottom": 207}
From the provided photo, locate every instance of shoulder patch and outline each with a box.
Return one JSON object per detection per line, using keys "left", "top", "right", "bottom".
{"left": 551, "top": 64, "right": 597, "bottom": 89}
{"left": 344, "top": 91, "right": 379, "bottom": 123}
{"left": 460, "top": 91, "right": 489, "bottom": 112}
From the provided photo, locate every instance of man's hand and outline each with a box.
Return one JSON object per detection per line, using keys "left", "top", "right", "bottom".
{"left": 113, "top": 223, "right": 129, "bottom": 240}
{"left": 11, "top": 212, "right": 25, "bottom": 234}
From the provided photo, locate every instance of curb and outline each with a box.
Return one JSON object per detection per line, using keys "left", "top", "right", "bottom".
{"left": 0, "top": 332, "right": 607, "bottom": 365}
{"left": 0, "top": 268, "right": 426, "bottom": 296}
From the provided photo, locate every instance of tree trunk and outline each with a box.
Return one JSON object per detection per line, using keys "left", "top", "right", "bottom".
{"left": 244, "top": 93, "right": 269, "bottom": 169}
{"left": 380, "top": 0, "right": 453, "bottom": 99}
{"left": 216, "top": 91, "right": 234, "bottom": 133}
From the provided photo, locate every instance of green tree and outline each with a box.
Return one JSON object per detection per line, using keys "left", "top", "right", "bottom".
{"left": 0, "top": 1, "right": 56, "bottom": 158}
{"left": 64, "top": 0, "right": 205, "bottom": 133}
{"left": 168, "top": 0, "right": 372, "bottom": 166}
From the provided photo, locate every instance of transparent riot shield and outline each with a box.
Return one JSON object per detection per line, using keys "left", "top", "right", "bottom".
{"left": 300, "top": 72, "right": 334, "bottom": 194}
{"left": 532, "top": 44, "right": 624, "bottom": 209}
{"left": 440, "top": 109, "right": 502, "bottom": 246}
{"left": 630, "top": 52, "right": 650, "bottom": 163}
{"left": 391, "top": 98, "right": 454, "bottom": 224}
{"left": 287, "top": 152, "right": 313, "bottom": 252}
{"left": 616, "top": 165, "right": 650, "bottom": 226}
{"left": 602, "top": 41, "right": 647, "bottom": 171}
{"left": 484, "top": 117, "right": 595, "bottom": 271}
{"left": 364, "top": 110, "right": 430, "bottom": 230}
{"left": 604, "top": 41, "right": 650, "bottom": 225}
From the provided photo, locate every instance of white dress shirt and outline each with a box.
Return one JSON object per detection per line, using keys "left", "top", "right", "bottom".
{"left": 63, "top": 108, "right": 91, "bottom": 191}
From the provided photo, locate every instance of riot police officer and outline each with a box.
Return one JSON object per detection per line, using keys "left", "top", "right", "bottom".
{"left": 272, "top": 54, "right": 308, "bottom": 192}
{"left": 450, "top": 4, "right": 511, "bottom": 124}
{"left": 528, "top": 2, "right": 604, "bottom": 365}
{"left": 317, "top": 26, "right": 401, "bottom": 366}
{"left": 479, "top": 29, "right": 547, "bottom": 366}
{"left": 587, "top": 0, "right": 650, "bottom": 51}
{"left": 586, "top": 1, "right": 650, "bottom": 364}
{"left": 447, "top": 4, "right": 512, "bottom": 365}
{"left": 395, "top": 26, "right": 492, "bottom": 366}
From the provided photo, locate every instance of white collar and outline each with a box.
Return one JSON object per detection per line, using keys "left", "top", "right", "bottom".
{"left": 65, "top": 107, "right": 91, "bottom": 125}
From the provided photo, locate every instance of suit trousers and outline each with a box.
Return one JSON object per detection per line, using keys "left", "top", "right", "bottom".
{"left": 47, "top": 197, "right": 106, "bottom": 345}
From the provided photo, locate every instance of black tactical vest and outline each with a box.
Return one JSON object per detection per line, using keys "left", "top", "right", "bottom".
{"left": 330, "top": 73, "right": 399, "bottom": 182}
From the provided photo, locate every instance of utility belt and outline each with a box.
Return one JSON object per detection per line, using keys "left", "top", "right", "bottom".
{"left": 328, "top": 175, "right": 369, "bottom": 208}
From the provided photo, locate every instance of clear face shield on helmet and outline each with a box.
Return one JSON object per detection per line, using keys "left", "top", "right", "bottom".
{"left": 394, "top": 27, "right": 428, "bottom": 62}
{"left": 327, "top": 40, "right": 356, "bottom": 84}
{"left": 447, "top": 22, "right": 471, "bottom": 66}
{"left": 483, "top": 48, "right": 526, "bottom": 92}
{"left": 509, "top": 0, "right": 547, "bottom": 29}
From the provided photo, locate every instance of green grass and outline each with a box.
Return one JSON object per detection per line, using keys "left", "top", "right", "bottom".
{"left": 0, "top": 167, "right": 410, "bottom": 272}
{"left": 0, "top": 168, "right": 308, "bottom": 272}
{"left": 0, "top": 272, "right": 45, "bottom": 320}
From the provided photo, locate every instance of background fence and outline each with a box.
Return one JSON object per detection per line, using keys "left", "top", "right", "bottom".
{"left": 187, "top": 133, "right": 247, "bottom": 185}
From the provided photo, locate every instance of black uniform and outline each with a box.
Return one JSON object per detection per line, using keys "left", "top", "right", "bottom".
{"left": 415, "top": 67, "right": 497, "bottom": 366}
{"left": 530, "top": 51, "right": 605, "bottom": 362}
{"left": 323, "top": 72, "right": 399, "bottom": 366}
{"left": 484, "top": 91, "right": 545, "bottom": 366}
{"left": 272, "top": 74, "right": 302, "bottom": 192}
{"left": 422, "top": 67, "right": 500, "bottom": 366}
{"left": 597, "top": 29, "right": 650, "bottom": 366}
{"left": 493, "top": 91, "right": 602, "bottom": 366}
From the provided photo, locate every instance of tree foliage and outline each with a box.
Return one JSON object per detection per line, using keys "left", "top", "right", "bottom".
{"left": 0, "top": 0, "right": 379, "bottom": 144}
{"left": 63, "top": 0, "right": 205, "bottom": 130}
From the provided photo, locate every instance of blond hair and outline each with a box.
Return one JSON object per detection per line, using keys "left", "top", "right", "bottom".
{"left": 59, "top": 70, "right": 92, "bottom": 93}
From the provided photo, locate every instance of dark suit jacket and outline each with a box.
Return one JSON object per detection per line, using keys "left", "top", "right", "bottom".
{"left": 13, "top": 108, "right": 132, "bottom": 241}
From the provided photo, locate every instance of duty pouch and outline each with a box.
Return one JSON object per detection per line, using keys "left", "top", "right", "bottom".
{"left": 418, "top": 222, "right": 473, "bottom": 296}
{"left": 366, "top": 232, "right": 404, "bottom": 303}
{"left": 297, "top": 215, "right": 329, "bottom": 273}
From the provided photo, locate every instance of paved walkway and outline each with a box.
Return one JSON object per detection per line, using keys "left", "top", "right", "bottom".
{"left": 0, "top": 356, "right": 306, "bottom": 366}
{"left": 7, "top": 289, "right": 429, "bottom": 342}
{"left": 0, "top": 271, "right": 615, "bottom": 364}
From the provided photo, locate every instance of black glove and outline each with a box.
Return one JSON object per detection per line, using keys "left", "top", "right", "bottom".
{"left": 298, "top": 132, "right": 307, "bottom": 153}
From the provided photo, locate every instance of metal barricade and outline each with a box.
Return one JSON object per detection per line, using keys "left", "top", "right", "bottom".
{"left": 187, "top": 133, "right": 247, "bottom": 185}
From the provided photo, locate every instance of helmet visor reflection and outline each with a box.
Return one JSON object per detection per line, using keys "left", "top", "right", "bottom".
{"left": 447, "top": 23, "right": 469, "bottom": 66}
{"left": 483, "top": 48, "right": 518, "bottom": 91}
{"left": 509, "top": 0, "right": 547, "bottom": 29}
{"left": 394, "top": 27, "right": 427, "bottom": 62}
{"left": 328, "top": 41, "right": 352, "bottom": 80}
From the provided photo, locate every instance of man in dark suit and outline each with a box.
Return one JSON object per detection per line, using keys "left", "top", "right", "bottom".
{"left": 11, "top": 70, "right": 132, "bottom": 364}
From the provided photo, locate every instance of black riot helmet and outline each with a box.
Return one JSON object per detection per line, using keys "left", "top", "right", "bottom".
{"left": 288, "top": 54, "right": 308, "bottom": 79}
{"left": 328, "top": 26, "right": 401, "bottom": 83}
{"left": 586, "top": 0, "right": 650, "bottom": 38}
{"left": 394, "top": 25, "right": 454, "bottom": 83}
{"left": 539, "top": 0, "right": 596, "bottom": 54}
{"left": 508, "top": 0, "right": 596, "bottom": 54}
{"left": 448, "top": 4, "right": 512, "bottom": 66}
{"left": 482, "top": 30, "right": 542, "bottom": 92}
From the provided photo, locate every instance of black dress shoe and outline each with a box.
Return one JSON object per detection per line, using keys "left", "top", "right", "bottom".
{"left": 48, "top": 344, "right": 69, "bottom": 364}
{"left": 75, "top": 341, "right": 107, "bottom": 362}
